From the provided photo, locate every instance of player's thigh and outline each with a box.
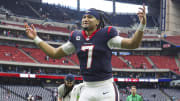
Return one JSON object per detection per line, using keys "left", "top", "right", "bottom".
{"left": 78, "top": 87, "right": 91, "bottom": 101}
{"left": 78, "top": 86, "right": 99, "bottom": 101}
{"left": 79, "top": 83, "right": 119, "bottom": 101}
{"left": 99, "top": 83, "right": 120, "bottom": 101}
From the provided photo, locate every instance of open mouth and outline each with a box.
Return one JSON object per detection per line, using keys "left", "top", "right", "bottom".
{"left": 83, "top": 23, "right": 89, "bottom": 27}
{"left": 84, "top": 23, "right": 89, "bottom": 25}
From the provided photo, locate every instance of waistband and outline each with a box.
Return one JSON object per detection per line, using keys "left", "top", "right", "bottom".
{"left": 83, "top": 78, "right": 113, "bottom": 87}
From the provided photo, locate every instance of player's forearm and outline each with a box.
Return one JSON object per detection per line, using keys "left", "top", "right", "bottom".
{"left": 129, "top": 23, "right": 145, "bottom": 49}
{"left": 34, "top": 36, "right": 67, "bottom": 59}
{"left": 38, "top": 41, "right": 58, "bottom": 58}
{"left": 130, "top": 30, "right": 144, "bottom": 49}
{"left": 129, "top": 4, "right": 146, "bottom": 49}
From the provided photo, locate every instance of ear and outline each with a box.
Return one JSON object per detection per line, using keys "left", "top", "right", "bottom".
{"left": 96, "top": 20, "right": 100, "bottom": 26}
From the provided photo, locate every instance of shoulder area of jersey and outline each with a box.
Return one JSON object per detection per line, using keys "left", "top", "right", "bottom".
{"left": 104, "top": 26, "right": 116, "bottom": 32}
{"left": 104, "top": 26, "right": 114, "bottom": 29}
{"left": 58, "top": 83, "right": 65, "bottom": 88}
{"left": 71, "top": 30, "right": 82, "bottom": 35}
{"left": 74, "top": 83, "right": 85, "bottom": 89}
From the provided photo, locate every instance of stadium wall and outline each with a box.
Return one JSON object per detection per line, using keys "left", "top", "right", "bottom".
{"left": 165, "top": 0, "right": 180, "bottom": 35}
{"left": 0, "top": 14, "right": 74, "bottom": 28}
{"left": 27, "top": 0, "right": 42, "bottom": 3}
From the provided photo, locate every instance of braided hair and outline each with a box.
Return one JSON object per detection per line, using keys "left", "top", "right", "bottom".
{"left": 93, "top": 9, "right": 112, "bottom": 29}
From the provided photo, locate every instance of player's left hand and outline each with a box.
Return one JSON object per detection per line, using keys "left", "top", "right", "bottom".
{"left": 137, "top": 4, "right": 146, "bottom": 25}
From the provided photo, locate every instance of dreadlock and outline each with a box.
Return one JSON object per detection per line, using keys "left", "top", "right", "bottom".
{"left": 89, "top": 8, "right": 112, "bottom": 29}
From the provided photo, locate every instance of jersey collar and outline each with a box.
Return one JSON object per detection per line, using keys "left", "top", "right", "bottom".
{"left": 82, "top": 29, "right": 100, "bottom": 41}
{"left": 131, "top": 94, "right": 137, "bottom": 97}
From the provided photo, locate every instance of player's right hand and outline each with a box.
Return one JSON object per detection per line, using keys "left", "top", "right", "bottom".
{"left": 137, "top": 4, "right": 146, "bottom": 25}
{"left": 24, "top": 23, "right": 37, "bottom": 40}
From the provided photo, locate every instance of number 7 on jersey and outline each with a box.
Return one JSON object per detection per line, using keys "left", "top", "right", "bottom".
{"left": 81, "top": 45, "right": 94, "bottom": 69}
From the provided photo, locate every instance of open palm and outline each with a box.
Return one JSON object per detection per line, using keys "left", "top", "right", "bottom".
{"left": 24, "top": 23, "right": 37, "bottom": 40}
{"left": 137, "top": 4, "right": 146, "bottom": 25}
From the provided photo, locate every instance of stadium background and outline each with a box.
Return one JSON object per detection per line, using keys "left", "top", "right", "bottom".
{"left": 0, "top": 0, "right": 180, "bottom": 101}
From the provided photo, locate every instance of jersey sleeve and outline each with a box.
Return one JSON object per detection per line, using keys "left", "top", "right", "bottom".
{"left": 61, "top": 41, "right": 76, "bottom": 55}
{"left": 70, "top": 83, "right": 85, "bottom": 101}
{"left": 61, "top": 31, "right": 76, "bottom": 55}
{"left": 69, "top": 31, "right": 75, "bottom": 43}
{"left": 107, "top": 27, "right": 124, "bottom": 49}
{"left": 107, "top": 26, "right": 118, "bottom": 39}
{"left": 107, "top": 36, "right": 123, "bottom": 49}
{"left": 70, "top": 87, "right": 78, "bottom": 101}
{"left": 58, "top": 84, "right": 64, "bottom": 98}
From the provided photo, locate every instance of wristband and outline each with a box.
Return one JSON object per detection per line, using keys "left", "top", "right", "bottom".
{"left": 137, "top": 23, "right": 146, "bottom": 32}
{"left": 34, "top": 36, "right": 43, "bottom": 45}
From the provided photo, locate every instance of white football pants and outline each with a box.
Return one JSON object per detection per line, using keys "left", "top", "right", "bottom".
{"left": 78, "top": 78, "right": 119, "bottom": 101}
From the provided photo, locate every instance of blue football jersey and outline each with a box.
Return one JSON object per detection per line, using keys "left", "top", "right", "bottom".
{"left": 69, "top": 26, "right": 118, "bottom": 81}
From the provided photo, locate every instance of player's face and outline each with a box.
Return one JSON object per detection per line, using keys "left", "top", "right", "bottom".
{"left": 81, "top": 14, "right": 99, "bottom": 30}
{"left": 65, "top": 81, "right": 74, "bottom": 87}
{"left": 131, "top": 87, "right": 136, "bottom": 95}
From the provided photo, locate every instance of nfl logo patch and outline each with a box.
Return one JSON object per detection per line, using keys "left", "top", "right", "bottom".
{"left": 76, "top": 36, "right": 80, "bottom": 40}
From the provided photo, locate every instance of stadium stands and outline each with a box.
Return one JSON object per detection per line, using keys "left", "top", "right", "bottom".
{"left": 1, "top": 21, "right": 70, "bottom": 33}
{"left": 111, "top": 55, "right": 130, "bottom": 69}
{"left": 0, "top": 45, "right": 35, "bottom": 63}
{"left": 164, "top": 88, "right": 180, "bottom": 100}
{"left": 0, "top": 0, "right": 157, "bottom": 27}
{"left": 110, "top": 14, "right": 156, "bottom": 27}
{"left": 165, "top": 36, "right": 180, "bottom": 45}
{"left": 33, "top": 24, "right": 70, "bottom": 33}
{"left": 143, "top": 36, "right": 159, "bottom": 39}
{"left": 0, "top": 1, "right": 179, "bottom": 101}
{"left": 1, "top": 84, "right": 177, "bottom": 101}
{"left": 122, "top": 55, "right": 152, "bottom": 69}
{"left": 119, "top": 33, "right": 128, "bottom": 38}
{"left": 22, "top": 47, "right": 74, "bottom": 65}
{"left": 137, "top": 89, "right": 169, "bottom": 101}
{"left": 0, "top": 45, "right": 179, "bottom": 73}
{"left": 119, "top": 88, "right": 170, "bottom": 101}
{"left": 69, "top": 54, "right": 80, "bottom": 65}
{"left": 149, "top": 56, "right": 179, "bottom": 72}
{"left": 1, "top": 84, "right": 53, "bottom": 101}
{"left": 0, "top": 0, "right": 38, "bottom": 18}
